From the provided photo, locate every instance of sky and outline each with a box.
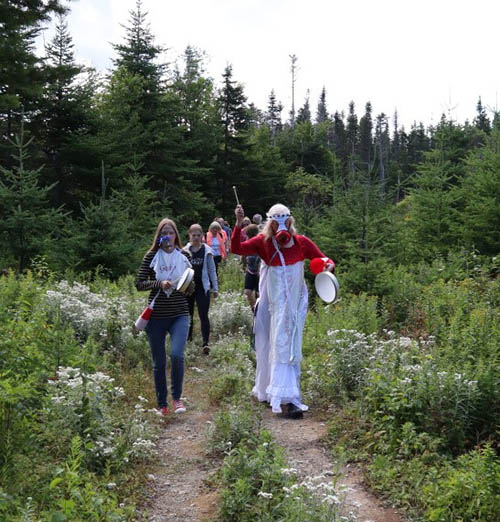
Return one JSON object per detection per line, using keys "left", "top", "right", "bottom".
{"left": 38, "top": 0, "right": 500, "bottom": 131}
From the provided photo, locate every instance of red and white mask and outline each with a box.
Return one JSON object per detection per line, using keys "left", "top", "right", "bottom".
{"left": 268, "top": 209, "right": 292, "bottom": 245}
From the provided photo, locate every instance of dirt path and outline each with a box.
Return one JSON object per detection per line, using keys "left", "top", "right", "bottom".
{"left": 142, "top": 364, "right": 407, "bottom": 522}
{"left": 141, "top": 367, "right": 218, "bottom": 522}
{"left": 262, "top": 410, "right": 406, "bottom": 522}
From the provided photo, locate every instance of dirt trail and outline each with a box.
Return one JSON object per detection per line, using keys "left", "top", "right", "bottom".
{"left": 142, "top": 365, "right": 407, "bottom": 522}
{"left": 262, "top": 410, "right": 406, "bottom": 522}
{"left": 141, "top": 368, "right": 218, "bottom": 522}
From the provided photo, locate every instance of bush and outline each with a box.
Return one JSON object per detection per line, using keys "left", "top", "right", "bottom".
{"left": 207, "top": 406, "right": 262, "bottom": 456}
{"left": 423, "top": 445, "right": 500, "bottom": 521}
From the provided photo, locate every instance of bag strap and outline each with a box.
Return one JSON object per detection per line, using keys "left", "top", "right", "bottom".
{"left": 149, "top": 289, "right": 161, "bottom": 308}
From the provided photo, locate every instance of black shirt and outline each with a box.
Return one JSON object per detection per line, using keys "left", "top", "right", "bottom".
{"left": 190, "top": 245, "right": 205, "bottom": 285}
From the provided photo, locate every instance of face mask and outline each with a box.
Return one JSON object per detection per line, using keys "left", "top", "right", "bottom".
{"left": 270, "top": 214, "right": 291, "bottom": 245}
{"left": 158, "top": 235, "right": 171, "bottom": 247}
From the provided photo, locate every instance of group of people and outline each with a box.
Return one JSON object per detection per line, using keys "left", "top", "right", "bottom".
{"left": 135, "top": 204, "right": 334, "bottom": 419}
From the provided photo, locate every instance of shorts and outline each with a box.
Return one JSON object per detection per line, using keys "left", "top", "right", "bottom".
{"left": 244, "top": 272, "right": 259, "bottom": 292}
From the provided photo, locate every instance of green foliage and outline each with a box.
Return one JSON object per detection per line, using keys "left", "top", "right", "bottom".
{"left": 0, "top": 272, "right": 160, "bottom": 520}
{"left": 207, "top": 406, "right": 262, "bottom": 456}
{"left": 460, "top": 130, "right": 500, "bottom": 255}
{"left": 0, "top": 124, "right": 67, "bottom": 271}
{"left": 218, "top": 425, "right": 345, "bottom": 522}
{"left": 423, "top": 445, "right": 500, "bottom": 521}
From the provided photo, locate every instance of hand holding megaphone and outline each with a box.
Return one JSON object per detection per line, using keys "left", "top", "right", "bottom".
{"left": 310, "top": 257, "right": 335, "bottom": 274}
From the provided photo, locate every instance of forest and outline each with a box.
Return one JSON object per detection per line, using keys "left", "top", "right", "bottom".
{"left": 1, "top": 0, "right": 499, "bottom": 279}
{"left": 1, "top": 1, "right": 500, "bottom": 521}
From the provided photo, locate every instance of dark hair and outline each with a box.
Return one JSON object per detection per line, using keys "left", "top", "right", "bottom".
{"left": 245, "top": 224, "right": 259, "bottom": 239}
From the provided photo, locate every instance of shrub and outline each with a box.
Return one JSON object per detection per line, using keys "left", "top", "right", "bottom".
{"left": 423, "top": 445, "right": 500, "bottom": 521}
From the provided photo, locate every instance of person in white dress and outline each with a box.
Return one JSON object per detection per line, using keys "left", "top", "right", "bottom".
{"left": 231, "top": 203, "right": 335, "bottom": 419}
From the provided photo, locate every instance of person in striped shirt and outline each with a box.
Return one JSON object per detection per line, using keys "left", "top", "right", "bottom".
{"left": 135, "top": 218, "right": 194, "bottom": 415}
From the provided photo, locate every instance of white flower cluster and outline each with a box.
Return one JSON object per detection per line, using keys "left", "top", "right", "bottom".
{"left": 46, "top": 367, "right": 158, "bottom": 464}
{"left": 209, "top": 291, "right": 253, "bottom": 333}
{"left": 45, "top": 280, "right": 140, "bottom": 347}
{"left": 281, "top": 470, "right": 342, "bottom": 510}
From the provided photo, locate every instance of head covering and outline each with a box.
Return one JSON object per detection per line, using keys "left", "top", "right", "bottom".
{"left": 267, "top": 204, "right": 291, "bottom": 232}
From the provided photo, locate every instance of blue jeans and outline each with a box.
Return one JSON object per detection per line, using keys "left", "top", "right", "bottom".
{"left": 145, "top": 315, "right": 190, "bottom": 407}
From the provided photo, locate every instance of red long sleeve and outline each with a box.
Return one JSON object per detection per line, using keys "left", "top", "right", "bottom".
{"left": 231, "top": 226, "right": 334, "bottom": 268}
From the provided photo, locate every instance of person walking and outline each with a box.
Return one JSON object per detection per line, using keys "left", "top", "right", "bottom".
{"left": 206, "top": 221, "right": 227, "bottom": 273}
{"left": 184, "top": 224, "right": 218, "bottom": 354}
{"left": 231, "top": 203, "right": 335, "bottom": 419}
{"left": 242, "top": 224, "right": 260, "bottom": 312}
{"left": 135, "top": 218, "right": 193, "bottom": 415}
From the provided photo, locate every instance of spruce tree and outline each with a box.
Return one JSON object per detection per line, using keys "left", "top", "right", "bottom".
{"left": 316, "top": 87, "right": 328, "bottom": 124}
{"left": 104, "top": 1, "right": 200, "bottom": 220}
{"left": 407, "top": 150, "right": 460, "bottom": 259}
{"left": 0, "top": 0, "right": 68, "bottom": 163}
{"left": 296, "top": 92, "right": 311, "bottom": 124}
{"left": 474, "top": 97, "right": 491, "bottom": 134}
{"left": 375, "top": 112, "right": 390, "bottom": 186}
{"left": 266, "top": 89, "right": 283, "bottom": 145}
{"left": 112, "top": 0, "right": 165, "bottom": 98}
{"left": 0, "top": 121, "right": 66, "bottom": 271}
{"left": 216, "top": 64, "right": 250, "bottom": 214}
{"left": 459, "top": 131, "right": 500, "bottom": 255}
{"left": 332, "top": 111, "right": 347, "bottom": 166}
{"left": 172, "top": 46, "right": 219, "bottom": 221}
{"left": 358, "top": 102, "right": 373, "bottom": 169}
{"left": 346, "top": 101, "right": 359, "bottom": 169}
{"left": 34, "top": 15, "right": 96, "bottom": 208}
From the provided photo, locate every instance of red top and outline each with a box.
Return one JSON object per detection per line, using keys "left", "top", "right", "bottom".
{"left": 231, "top": 226, "right": 334, "bottom": 268}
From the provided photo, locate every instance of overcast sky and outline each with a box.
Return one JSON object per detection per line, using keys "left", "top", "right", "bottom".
{"left": 39, "top": 0, "right": 500, "bottom": 130}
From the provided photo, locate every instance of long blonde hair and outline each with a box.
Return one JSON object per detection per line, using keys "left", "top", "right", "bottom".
{"left": 150, "top": 218, "right": 183, "bottom": 252}
{"left": 263, "top": 203, "right": 297, "bottom": 240}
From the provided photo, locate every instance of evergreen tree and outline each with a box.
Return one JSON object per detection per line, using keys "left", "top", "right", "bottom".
{"left": 0, "top": 122, "right": 66, "bottom": 271}
{"left": 316, "top": 87, "right": 328, "bottom": 124}
{"left": 407, "top": 122, "right": 430, "bottom": 170}
{"left": 407, "top": 150, "right": 460, "bottom": 259}
{"left": 296, "top": 92, "right": 311, "bottom": 124}
{"left": 216, "top": 64, "right": 250, "bottom": 214}
{"left": 0, "top": 0, "right": 68, "bottom": 163}
{"left": 474, "top": 97, "right": 490, "bottom": 134}
{"left": 172, "top": 46, "right": 219, "bottom": 221}
{"left": 358, "top": 102, "right": 373, "bottom": 168}
{"left": 459, "top": 130, "right": 500, "bottom": 255}
{"left": 266, "top": 89, "right": 283, "bottom": 145}
{"left": 346, "top": 101, "right": 359, "bottom": 169}
{"left": 112, "top": 0, "right": 165, "bottom": 97}
{"left": 103, "top": 1, "right": 200, "bottom": 219}
{"left": 375, "top": 113, "right": 390, "bottom": 186}
{"left": 314, "top": 168, "right": 391, "bottom": 292}
{"left": 332, "top": 111, "right": 347, "bottom": 165}
{"left": 34, "top": 15, "right": 96, "bottom": 207}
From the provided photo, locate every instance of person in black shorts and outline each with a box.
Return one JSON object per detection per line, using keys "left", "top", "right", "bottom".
{"left": 243, "top": 224, "right": 260, "bottom": 312}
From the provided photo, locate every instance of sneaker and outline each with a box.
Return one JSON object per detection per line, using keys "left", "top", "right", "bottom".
{"left": 158, "top": 406, "right": 169, "bottom": 416}
{"left": 202, "top": 344, "right": 210, "bottom": 355}
{"left": 172, "top": 399, "right": 186, "bottom": 413}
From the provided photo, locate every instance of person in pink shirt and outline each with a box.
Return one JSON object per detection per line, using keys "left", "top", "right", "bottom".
{"left": 232, "top": 203, "right": 335, "bottom": 419}
{"left": 206, "top": 221, "right": 227, "bottom": 274}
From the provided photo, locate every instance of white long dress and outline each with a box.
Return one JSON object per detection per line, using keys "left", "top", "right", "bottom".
{"left": 252, "top": 259, "right": 309, "bottom": 413}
